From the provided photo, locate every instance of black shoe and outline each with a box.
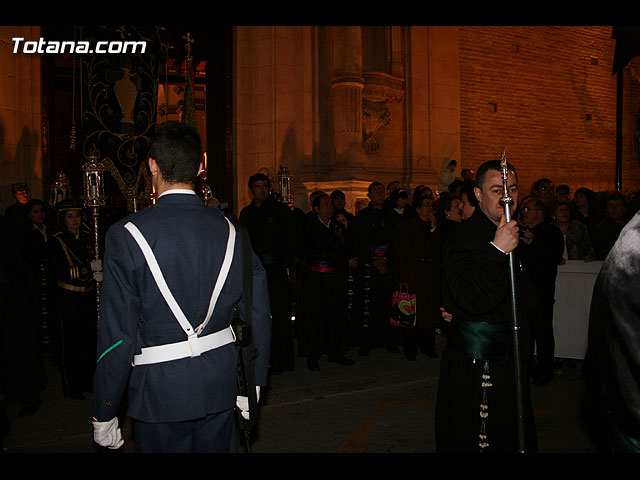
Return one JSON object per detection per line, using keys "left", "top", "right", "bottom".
{"left": 307, "top": 358, "right": 320, "bottom": 371}
{"left": 387, "top": 345, "right": 400, "bottom": 353}
{"left": 405, "top": 353, "right": 417, "bottom": 361}
{"left": 328, "top": 355, "right": 355, "bottom": 366}
{"left": 424, "top": 351, "right": 438, "bottom": 358}
{"left": 358, "top": 346, "right": 370, "bottom": 356}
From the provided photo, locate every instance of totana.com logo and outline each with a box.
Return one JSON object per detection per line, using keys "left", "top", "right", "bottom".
{"left": 12, "top": 37, "right": 147, "bottom": 54}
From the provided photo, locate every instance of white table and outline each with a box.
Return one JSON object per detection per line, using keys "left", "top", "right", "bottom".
{"left": 552, "top": 260, "right": 604, "bottom": 359}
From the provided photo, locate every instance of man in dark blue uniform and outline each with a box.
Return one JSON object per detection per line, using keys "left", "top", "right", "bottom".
{"left": 91, "top": 123, "right": 271, "bottom": 453}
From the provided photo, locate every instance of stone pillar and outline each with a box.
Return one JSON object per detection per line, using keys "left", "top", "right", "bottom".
{"left": 330, "top": 26, "right": 365, "bottom": 176}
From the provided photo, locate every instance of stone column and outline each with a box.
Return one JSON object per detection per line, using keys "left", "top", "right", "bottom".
{"left": 330, "top": 26, "right": 365, "bottom": 176}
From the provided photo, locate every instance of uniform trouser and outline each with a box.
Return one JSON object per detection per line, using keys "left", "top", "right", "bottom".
{"left": 133, "top": 408, "right": 237, "bottom": 453}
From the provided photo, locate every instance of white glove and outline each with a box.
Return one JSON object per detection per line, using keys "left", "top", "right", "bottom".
{"left": 92, "top": 417, "right": 124, "bottom": 449}
{"left": 90, "top": 259, "right": 103, "bottom": 272}
{"left": 93, "top": 271, "right": 104, "bottom": 282}
{"left": 236, "top": 386, "right": 261, "bottom": 421}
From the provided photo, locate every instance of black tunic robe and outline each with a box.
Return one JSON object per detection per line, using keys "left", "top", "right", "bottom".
{"left": 435, "top": 207, "right": 538, "bottom": 453}
{"left": 297, "top": 214, "right": 351, "bottom": 359}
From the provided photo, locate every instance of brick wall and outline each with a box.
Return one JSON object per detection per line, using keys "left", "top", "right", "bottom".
{"left": 459, "top": 26, "right": 640, "bottom": 196}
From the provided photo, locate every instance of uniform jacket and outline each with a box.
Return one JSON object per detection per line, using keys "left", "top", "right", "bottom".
{"left": 51, "top": 228, "right": 95, "bottom": 293}
{"left": 92, "top": 192, "right": 271, "bottom": 423}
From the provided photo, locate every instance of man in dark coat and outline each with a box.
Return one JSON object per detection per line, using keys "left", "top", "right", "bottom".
{"left": 91, "top": 123, "right": 271, "bottom": 453}
{"left": 435, "top": 159, "right": 537, "bottom": 453}
{"left": 592, "top": 192, "right": 627, "bottom": 260}
{"left": 3, "top": 182, "right": 30, "bottom": 232}
{"left": 240, "top": 173, "right": 298, "bottom": 374}
{"left": 353, "top": 181, "right": 401, "bottom": 355}
{"left": 586, "top": 210, "right": 640, "bottom": 452}
{"left": 518, "top": 196, "right": 564, "bottom": 385}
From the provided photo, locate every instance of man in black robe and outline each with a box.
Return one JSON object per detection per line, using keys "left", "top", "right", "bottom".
{"left": 435, "top": 160, "right": 537, "bottom": 453}
{"left": 298, "top": 193, "right": 355, "bottom": 370}
{"left": 240, "top": 173, "right": 298, "bottom": 374}
{"left": 353, "top": 182, "right": 401, "bottom": 355}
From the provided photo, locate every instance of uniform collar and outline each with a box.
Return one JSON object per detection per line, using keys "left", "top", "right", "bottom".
{"left": 158, "top": 189, "right": 197, "bottom": 198}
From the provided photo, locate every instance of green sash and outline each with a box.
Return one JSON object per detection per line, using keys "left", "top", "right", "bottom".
{"left": 449, "top": 318, "right": 510, "bottom": 360}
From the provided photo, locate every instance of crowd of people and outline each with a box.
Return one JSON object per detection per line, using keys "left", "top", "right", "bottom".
{"left": 3, "top": 146, "right": 640, "bottom": 452}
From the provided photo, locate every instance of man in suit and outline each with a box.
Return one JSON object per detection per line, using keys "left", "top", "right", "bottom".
{"left": 91, "top": 123, "right": 271, "bottom": 453}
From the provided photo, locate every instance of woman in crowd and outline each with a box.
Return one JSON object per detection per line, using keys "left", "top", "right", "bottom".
{"left": 393, "top": 195, "right": 442, "bottom": 360}
{"left": 459, "top": 184, "right": 478, "bottom": 221}
{"left": 571, "top": 187, "right": 599, "bottom": 239}
{"left": 551, "top": 200, "right": 595, "bottom": 263}
{"left": 388, "top": 189, "right": 414, "bottom": 231}
{"left": 434, "top": 193, "right": 462, "bottom": 248}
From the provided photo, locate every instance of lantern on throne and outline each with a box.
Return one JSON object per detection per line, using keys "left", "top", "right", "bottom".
{"left": 277, "top": 165, "right": 293, "bottom": 206}
{"left": 49, "top": 172, "right": 72, "bottom": 206}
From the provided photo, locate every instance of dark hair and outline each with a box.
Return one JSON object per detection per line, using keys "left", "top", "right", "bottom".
{"left": 389, "top": 189, "right": 408, "bottom": 208}
{"left": 25, "top": 198, "right": 46, "bottom": 213}
{"left": 606, "top": 191, "right": 627, "bottom": 206}
{"left": 414, "top": 195, "right": 434, "bottom": 210}
{"left": 551, "top": 199, "right": 571, "bottom": 214}
{"left": 555, "top": 184, "right": 570, "bottom": 195}
{"left": 434, "top": 193, "right": 461, "bottom": 221}
{"left": 311, "top": 192, "right": 329, "bottom": 208}
{"left": 475, "top": 160, "right": 518, "bottom": 190}
{"left": 149, "top": 123, "right": 203, "bottom": 185}
{"left": 309, "top": 190, "right": 326, "bottom": 206}
{"left": 533, "top": 178, "right": 553, "bottom": 190}
{"left": 460, "top": 184, "right": 478, "bottom": 207}
{"left": 412, "top": 185, "right": 433, "bottom": 207}
{"left": 248, "top": 173, "right": 270, "bottom": 190}
{"left": 368, "top": 181, "right": 385, "bottom": 194}
{"left": 520, "top": 195, "right": 549, "bottom": 220}
{"left": 448, "top": 179, "right": 465, "bottom": 195}
{"left": 330, "top": 190, "right": 345, "bottom": 199}
{"left": 387, "top": 180, "right": 400, "bottom": 189}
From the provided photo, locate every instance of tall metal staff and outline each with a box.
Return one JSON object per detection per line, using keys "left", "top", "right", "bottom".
{"left": 82, "top": 153, "right": 107, "bottom": 330}
{"left": 499, "top": 150, "right": 527, "bottom": 453}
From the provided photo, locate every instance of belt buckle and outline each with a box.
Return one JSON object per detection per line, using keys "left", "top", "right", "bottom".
{"left": 187, "top": 334, "right": 202, "bottom": 357}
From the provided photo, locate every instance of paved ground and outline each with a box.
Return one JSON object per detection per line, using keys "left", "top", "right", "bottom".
{"left": 1, "top": 334, "right": 603, "bottom": 455}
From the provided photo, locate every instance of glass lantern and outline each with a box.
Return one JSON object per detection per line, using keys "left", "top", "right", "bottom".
{"left": 50, "top": 171, "right": 72, "bottom": 206}
{"left": 82, "top": 153, "right": 106, "bottom": 208}
{"left": 277, "top": 164, "right": 293, "bottom": 206}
